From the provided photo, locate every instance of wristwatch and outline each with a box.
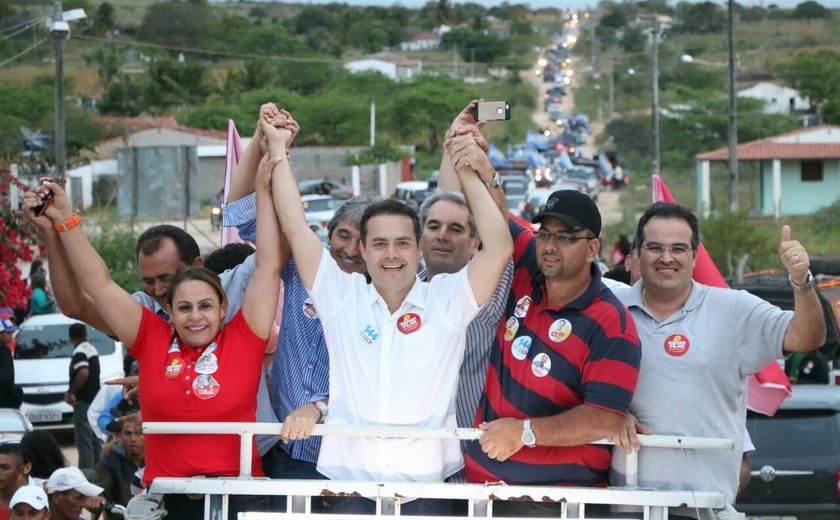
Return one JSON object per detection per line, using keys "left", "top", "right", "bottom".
{"left": 790, "top": 270, "right": 815, "bottom": 293}
{"left": 484, "top": 171, "right": 501, "bottom": 189}
{"left": 521, "top": 418, "right": 537, "bottom": 448}
{"left": 313, "top": 400, "right": 328, "bottom": 423}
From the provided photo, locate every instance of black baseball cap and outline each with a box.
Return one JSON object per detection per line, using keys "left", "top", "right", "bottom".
{"left": 531, "top": 189, "right": 601, "bottom": 236}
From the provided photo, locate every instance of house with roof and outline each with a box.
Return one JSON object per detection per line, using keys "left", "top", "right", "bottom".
{"left": 738, "top": 82, "right": 810, "bottom": 116}
{"left": 345, "top": 54, "right": 422, "bottom": 81}
{"left": 695, "top": 125, "right": 840, "bottom": 218}
{"left": 399, "top": 32, "right": 441, "bottom": 52}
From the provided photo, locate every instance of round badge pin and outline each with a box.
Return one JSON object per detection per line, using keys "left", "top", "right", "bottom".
{"left": 531, "top": 352, "right": 552, "bottom": 377}
{"left": 193, "top": 374, "right": 221, "bottom": 400}
{"left": 195, "top": 353, "right": 219, "bottom": 375}
{"left": 302, "top": 298, "right": 318, "bottom": 319}
{"left": 663, "top": 334, "right": 690, "bottom": 357}
{"left": 511, "top": 336, "right": 532, "bottom": 361}
{"left": 164, "top": 358, "right": 183, "bottom": 379}
{"left": 548, "top": 319, "right": 572, "bottom": 343}
{"left": 397, "top": 313, "right": 422, "bottom": 335}
{"left": 514, "top": 296, "right": 531, "bottom": 318}
{"left": 504, "top": 317, "right": 519, "bottom": 341}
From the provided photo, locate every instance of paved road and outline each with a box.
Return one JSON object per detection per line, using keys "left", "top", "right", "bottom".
{"left": 520, "top": 58, "right": 623, "bottom": 228}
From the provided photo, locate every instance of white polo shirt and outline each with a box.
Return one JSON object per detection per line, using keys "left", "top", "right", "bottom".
{"left": 310, "top": 252, "right": 480, "bottom": 482}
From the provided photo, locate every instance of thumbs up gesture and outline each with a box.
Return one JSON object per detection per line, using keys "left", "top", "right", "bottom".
{"left": 779, "top": 225, "right": 810, "bottom": 285}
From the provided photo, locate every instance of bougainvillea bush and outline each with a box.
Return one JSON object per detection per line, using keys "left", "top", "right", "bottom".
{"left": 0, "top": 163, "right": 42, "bottom": 311}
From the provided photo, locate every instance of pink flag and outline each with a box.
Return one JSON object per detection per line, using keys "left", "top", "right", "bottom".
{"left": 651, "top": 175, "right": 791, "bottom": 415}
{"left": 221, "top": 120, "right": 244, "bottom": 247}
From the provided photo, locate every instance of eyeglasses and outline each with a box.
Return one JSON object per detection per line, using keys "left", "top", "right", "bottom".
{"left": 641, "top": 242, "right": 693, "bottom": 256}
{"left": 535, "top": 229, "right": 595, "bottom": 245}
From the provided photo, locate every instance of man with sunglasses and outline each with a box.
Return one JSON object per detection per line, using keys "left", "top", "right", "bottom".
{"left": 464, "top": 189, "right": 641, "bottom": 515}
{"left": 610, "top": 202, "right": 825, "bottom": 519}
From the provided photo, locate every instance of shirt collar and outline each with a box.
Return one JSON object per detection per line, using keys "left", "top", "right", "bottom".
{"left": 364, "top": 274, "right": 426, "bottom": 312}
{"left": 534, "top": 263, "right": 603, "bottom": 310}
{"left": 626, "top": 279, "right": 705, "bottom": 313}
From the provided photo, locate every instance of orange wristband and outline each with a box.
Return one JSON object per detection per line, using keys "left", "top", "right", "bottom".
{"left": 54, "top": 214, "right": 81, "bottom": 232}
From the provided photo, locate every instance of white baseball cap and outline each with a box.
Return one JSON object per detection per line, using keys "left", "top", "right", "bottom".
{"left": 47, "top": 467, "right": 104, "bottom": 496}
{"left": 10, "top": 485, "right": 49, "bottom": 510}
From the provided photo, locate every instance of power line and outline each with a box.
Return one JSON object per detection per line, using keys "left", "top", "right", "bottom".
{"left": 1, "top": 22, "right": 39, "bottom": 40}
{"left": 0, "top": 38, "right": 47, "bottom": 68}
{"left": 0, "top": 17, "right": 42, "bottom": 35}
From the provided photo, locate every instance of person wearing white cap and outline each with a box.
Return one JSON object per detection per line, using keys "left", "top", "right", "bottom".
{"left": 9, "top": 485, "right": 50, "bottom": 519}
{"left": 46, "top": 468, "right": 103, "bottom": 520}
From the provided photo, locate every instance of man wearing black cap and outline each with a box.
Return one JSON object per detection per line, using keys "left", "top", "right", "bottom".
{"left": 464, "top": 189, "right": 642, "bottom": 514}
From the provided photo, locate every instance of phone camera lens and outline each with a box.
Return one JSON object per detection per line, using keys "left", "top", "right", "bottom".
{"left": 496, "top": 108, "right": 504, "bottom": 115}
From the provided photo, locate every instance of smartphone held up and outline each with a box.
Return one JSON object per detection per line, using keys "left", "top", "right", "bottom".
{"left": 31, "top": 177, "right": 66, "bottom": 217}
{"left": 474, "top": 101, "right": 511, "bottom": 121}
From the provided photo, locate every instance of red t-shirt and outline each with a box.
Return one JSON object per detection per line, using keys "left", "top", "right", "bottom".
{"left": 132, "top": 308, "right": 267, "bottom": 484}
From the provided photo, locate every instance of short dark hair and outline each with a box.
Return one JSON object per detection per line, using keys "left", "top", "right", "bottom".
{"left": 419, "top": 189, "right": 477, "bottom": 238}
{"left": 203, "top": 243, "right": 255, "bottom": 275}
{"left": 21, "top": 430, "right": 66, "bottom": 479}
{"left": 634, "top": 202, "right": 700, "bottom": 251}
{"left": 0, "top": 443, "right": 23, "bottom": 466}
{"left": 68, "top": 323, "right": 87, "bottom": 342}
{"left": 165, "top": 266, "right": 227, "bottom": 310}
{"left": 135, "top": 225, "right": 200, "bottom": 265}
{"left": 327, "top": 194, "right": 383, "bottom": 239}
{"left": 360, "top": 199, "right": 421, "bottom": 245}
{"left": 30, "top": 272, "right": 47, "bottom": 290}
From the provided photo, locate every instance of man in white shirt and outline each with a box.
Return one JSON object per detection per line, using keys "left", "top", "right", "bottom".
{"left": 262, "top": 110, "right": 512, "bottom": 515}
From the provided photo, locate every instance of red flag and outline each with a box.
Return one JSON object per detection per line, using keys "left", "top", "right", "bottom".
{"left": 221, "top": 120, "right": 244, "bottom": 247}
{"left": 510, "top": 212, "right": 534, "bottom": 231}
{"left": 651, "top": 175, "right": 791, "bottom": 415}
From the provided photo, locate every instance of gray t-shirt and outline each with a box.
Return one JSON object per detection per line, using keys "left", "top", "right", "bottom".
{"left": 611, "top": 281, "right": 792, "bottom": 517}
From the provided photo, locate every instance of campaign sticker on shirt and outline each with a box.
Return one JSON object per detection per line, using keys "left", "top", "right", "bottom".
{"left": 548, "top": 319, "right": 572, "bottom": 343}
{"left": 167, "top": 338, "right": 180, "bottom": 354}
{"left": 164, "top": 358, "right": 183, "bottom": 379}
{"left": 514, "top": 296, "right": 531, "bottom": 318}
{"left": 195, "top": 353, "right": 219, "bottom": 375}
{"left": 664, "top": 334, "right": 690, "bottom": 357}
{"left": 397, "top": 313, "right": 422, "bottom": 335}
{"left": 302, "top": 297, "right": 318, "bottom": 319}
{"left": 504, "top": 317, "right": 519, "bottom": 341}
{"left": 193, "top": 374, "right": 220, "bottom": 400}
{"left": 531, "top": 352, "right": 552, "bottom": 377}
{"left": 360, "top": 324, "right": 380, "bottom": 346}
{"left": 511, "top": 336, "right": 532, "bottom": 361}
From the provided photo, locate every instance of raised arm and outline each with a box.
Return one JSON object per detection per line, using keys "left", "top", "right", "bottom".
{"left": 263, "top": 112, "right": 324, "bottom": 290}
{"left": 779, "top": 225, "right": 826, "bottom": 352}
{"left": 446, "top": 133, "right": 513, "bottom": 305}
{"left": 439, "top": 101, "right": 507, "bottom": 215}
{"left": 22, "top": 199, "right": 115, "bottom": 334}
{"left": 23, "top": 182, "right": 143, "bottom": 347}
{"left": 228, "top": 104, "right": 300, "bottom": 203}
{"left": 239, "top": 154, "right": 284, "bottom": 340}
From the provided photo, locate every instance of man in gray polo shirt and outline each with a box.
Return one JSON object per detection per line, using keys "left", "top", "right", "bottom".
{"left": 610, "top": 202, "right": 825, "bottom": 519}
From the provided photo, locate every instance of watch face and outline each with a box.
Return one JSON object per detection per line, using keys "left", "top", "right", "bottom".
{"left": 522, "top": 430, "right": 536, "bottom": 447}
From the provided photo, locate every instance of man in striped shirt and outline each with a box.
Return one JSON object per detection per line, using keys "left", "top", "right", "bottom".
{"left": 464, "top": 190, "right": 642, "bottom": 516}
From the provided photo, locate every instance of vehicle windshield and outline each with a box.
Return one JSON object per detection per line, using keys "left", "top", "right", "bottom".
{"left": 747, "top": 409, "right": 840, "bottom": 456}
{"left": 15, "top": 324, "right": 117, "bottom": 359}
{"left": 303, "top": 198, "right": 339, "bottom": 213}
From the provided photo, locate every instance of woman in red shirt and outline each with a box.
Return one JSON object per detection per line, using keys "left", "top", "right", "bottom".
{"left": 24, "top": 118, "right": 292, "bottom": 519}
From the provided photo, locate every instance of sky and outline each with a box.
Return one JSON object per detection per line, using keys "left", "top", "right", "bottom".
{"left": 215, "top": 0, "right": 821, "bottom": 9}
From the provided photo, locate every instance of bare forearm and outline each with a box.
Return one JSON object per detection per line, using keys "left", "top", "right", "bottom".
{"left": 784, "top": 290, "right": 826, "bottom": 352}
{"left": 532, "top": 405, "right": 626, "bottom": 447}
{"left": 69, "top": 369, "right": 89, "bottom": 394}
{"left": 460, "top": 171, "right": 511, "bottom": 259}
{"left": 227, "top": 129, "right": 265, "bottom": 202}
{"left": 438, "top": 149, "right": 462, "bottom": 192}
{"left": 56, "top": 227, "right": 118, "bottom": 305}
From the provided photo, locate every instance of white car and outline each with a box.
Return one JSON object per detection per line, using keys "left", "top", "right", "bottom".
{"left": 13, "top": 313, "right": 124, "bottom": 429}
{"left": 302, "top": 194, "right": 340, "bottom": 242}
{"left": 0, "top": 408, "right": 33, "bottom": 442}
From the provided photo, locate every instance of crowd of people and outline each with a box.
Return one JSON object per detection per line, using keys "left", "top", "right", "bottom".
{"left": 1, "top": 99, "right": 826, "bottom": 520}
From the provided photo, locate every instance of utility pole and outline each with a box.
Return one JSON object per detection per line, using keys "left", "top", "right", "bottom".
{"left": 52, "top": 0, "right": 66, "bottom": 180}
{"left": 651, "top": 16, "right": 660, "bottom": 177}
{"left": 608, "top": 58, "right": 614, "bottom": 119}
{"left": 727, "top": 0, "right": 739, "bottom": 211}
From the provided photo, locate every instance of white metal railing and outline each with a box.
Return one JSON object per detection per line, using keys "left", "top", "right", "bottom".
{"left": 142, "top": 422, "right": 735, "bottom": 520}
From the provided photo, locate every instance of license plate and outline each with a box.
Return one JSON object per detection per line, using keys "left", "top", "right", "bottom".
{"left": 27, "top": 410, "right": 62, "bottom": 423}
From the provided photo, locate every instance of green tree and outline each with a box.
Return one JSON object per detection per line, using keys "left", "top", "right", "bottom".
{"left": 91, "top": 2, "right": 116, "bottom": 35}
{"left": 676, "top": 1, "right": 727, "bottom": 33}
{"left": 89, "top": 219, "right": 141, "bottom": 293}
{"left": 792, "top": 1, "right": 830, "bottom": 20}
{"left": 600, "top": 3, "right": 629, "bottom": 29}
{"left": 139, "top": 1, "right": 213, "bottom": 48}
{"left": 740, "top": 6, "right": 766, "bottom": 22}
{"left": 777, "top": 50, "right": 840, "bottom": 124}
{"left": 143, "top": 59, "right": 215, "bottom": 111}
{"left": 701, "top": 211, "right": 777, "bottom": 276}
{"left": 620, "top": 26, "right": 646, "bottom": 54}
